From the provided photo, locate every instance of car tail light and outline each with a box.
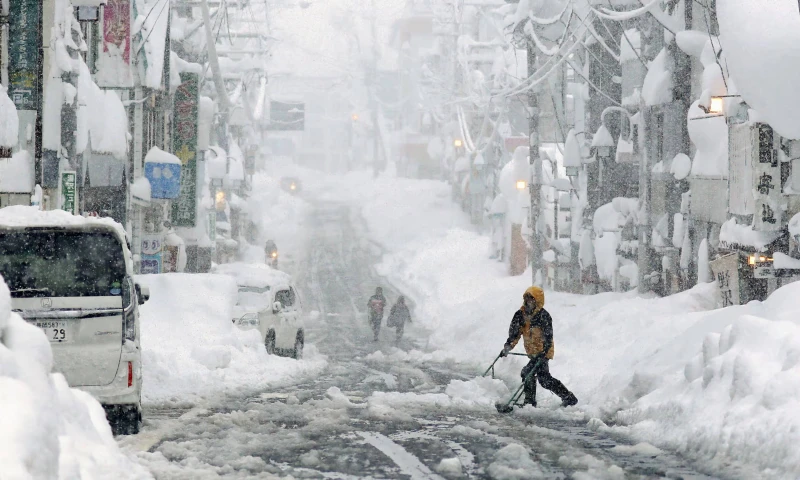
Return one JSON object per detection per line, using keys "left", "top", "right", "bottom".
{"left": 127, "top": 362, "right": 133, "bottom": 387}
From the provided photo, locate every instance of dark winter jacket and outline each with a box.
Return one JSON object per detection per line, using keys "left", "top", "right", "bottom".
{"left": 503, "top": 286, "right": 555, "bottom": 359}
{"left": 388, "top": 302, "right": 411, "bottom": 327}
{"left": 368, "top": 294, "right": 387, "bottom": 318}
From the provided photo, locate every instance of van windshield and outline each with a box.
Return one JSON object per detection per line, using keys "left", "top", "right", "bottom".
{"left": 0, "top": 230, "right": 126, "bottom": 298}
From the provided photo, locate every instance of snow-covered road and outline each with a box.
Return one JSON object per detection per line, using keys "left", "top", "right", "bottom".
{"left": 122, "top": 204, "right": 728, "bottom": 479}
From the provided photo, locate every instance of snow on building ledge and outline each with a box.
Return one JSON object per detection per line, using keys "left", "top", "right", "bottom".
{"left": 144, "top": 146, "right": 180, "bottom": 165}
{"left": 719, "top": 217, "right": 782, "bottom": 252}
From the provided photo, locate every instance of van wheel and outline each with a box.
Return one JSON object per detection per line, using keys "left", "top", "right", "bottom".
{"left": 265, "top": 330, "right": 276, "bottom": 355}
{"left": 292, "top": 330, "right": 304, "bottom": 360}
{"left": 108, "top": 405, "right": 142, "bottom": 436}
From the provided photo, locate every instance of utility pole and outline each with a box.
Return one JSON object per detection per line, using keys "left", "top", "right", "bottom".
{"left": 200, "top": 0, "right": 231, "bottom": 119}
{"left": 527, "top": 40, "right": 542, "bottom": 287}
{"left": 369, "top": 0, "right": 381, "bottom": 177}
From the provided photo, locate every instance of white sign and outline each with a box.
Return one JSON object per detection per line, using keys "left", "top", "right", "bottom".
{"left": 141, "top": 235, "right": 163, "bottom": 255}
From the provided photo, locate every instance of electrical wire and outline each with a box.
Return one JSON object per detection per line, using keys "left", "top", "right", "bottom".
{"left": 136, "top": 0, "right": 170, "bottom": 55}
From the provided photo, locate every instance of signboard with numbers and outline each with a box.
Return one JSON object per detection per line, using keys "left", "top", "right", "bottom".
{"left": 170, "top": 73, "right": 199, "bottom": 226}
{"left": 8, "top": 0, "right": 42, "bottom": 110}
{"left": 60, "top": 171, "right": 76, "bottom": 214}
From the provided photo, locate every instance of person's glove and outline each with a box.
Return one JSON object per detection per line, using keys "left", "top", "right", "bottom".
{"left": 499, "top": 346, "right": 511, "bottom": 357}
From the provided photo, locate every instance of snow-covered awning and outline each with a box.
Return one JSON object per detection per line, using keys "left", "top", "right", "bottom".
{"left": 0, "top": 85, "right": 19, "bottom": 149}
{"left": 719, "top": 218, "right": 782, "bottom": 252}
{"left": 144, "top": 146, "right": 180, "bottom": 165}
{"left": 0, "top": 151, "right": 34, "bottom": 193}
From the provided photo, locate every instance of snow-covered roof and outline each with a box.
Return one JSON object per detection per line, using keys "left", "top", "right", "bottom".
{"left": 0, "top": 206, "right": 131, "bottom": 271}
{"left": 211, "top": 262, "right": 291, "bottom": 289}
{"left": 0, "top": 85, "right": 19, "bottom": 148}
{"left": 718, "top": 0, "right": 800, "bottom": 139}
{"left": 0, "top": 151, "right": 34, "bottom": 193}
{"left": 145, "top": 146, "right": 181, "bottom": 165}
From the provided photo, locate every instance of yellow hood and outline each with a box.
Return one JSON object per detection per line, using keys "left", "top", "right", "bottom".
{"left": 520, "top": 286, "right": 545, "bottom": 314}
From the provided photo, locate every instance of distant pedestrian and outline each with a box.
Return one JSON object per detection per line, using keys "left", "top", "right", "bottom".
{"left": 387, "top": 296, "right": 411, "bottom": 342}
{"left": 367, "top": 287, "right": 387, "bottom": 341}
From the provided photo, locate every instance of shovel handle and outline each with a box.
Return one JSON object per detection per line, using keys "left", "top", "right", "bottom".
{"left": 482, "top": 353, "right": 502, "bottom": 377}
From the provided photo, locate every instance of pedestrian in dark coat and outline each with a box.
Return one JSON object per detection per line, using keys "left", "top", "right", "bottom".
{"left": 367, "top": 287, "right": 387, "bottom": 341}
{"left": 387, "top": 296, "right": 411, "bottom": 341}
{"left": 500, "top": 286, "right": 578, "bottom": 407}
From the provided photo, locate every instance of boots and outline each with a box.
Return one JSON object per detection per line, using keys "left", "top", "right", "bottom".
{"left": 561, "top": 392, "right": 578, "bottom": 407}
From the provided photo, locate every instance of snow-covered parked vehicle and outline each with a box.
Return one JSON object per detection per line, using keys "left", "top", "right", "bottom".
{"left": 0, "top": 207, "right": 148, "bottom": 435}
{"left": 212, "top": 262, "right": 305, "bottom": 358}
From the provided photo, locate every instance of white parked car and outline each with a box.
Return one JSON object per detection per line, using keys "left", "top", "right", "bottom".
{"left": 212, "top": 263, "right": 304, "bottom": 358}
{"left": 0, "top": 207, "right": 147, "bottom": 435}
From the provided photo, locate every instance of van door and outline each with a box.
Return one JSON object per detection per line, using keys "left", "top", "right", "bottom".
{"left": 1, "top": 229, "right": 126, "bottom": 387}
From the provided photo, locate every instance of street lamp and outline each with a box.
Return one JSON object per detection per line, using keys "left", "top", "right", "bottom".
{"left": 516, "top": 180, "right": 527, "bottom": 190}
{"left": 454, "top": 139, "right": 463, "bottom": 148}
{"left": 699, "top": 96, "right": 724, "bottom": 115}
{"left": 352, "top": 113, "right": 359, "bottom": 121}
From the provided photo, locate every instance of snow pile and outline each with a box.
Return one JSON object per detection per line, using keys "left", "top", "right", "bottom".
{"left": 719, "top": 217, "right": 782, "bottom": 251}
{"left": 717, "top": 0, "right": 800, "bottom": 139}
{"left": 133, "top": 0, "right": 171, "bottom": 89}
{"left": 641, "top": 49, "right": 672, "bottom": 106}
{"left": 136, "top": 273, "right": 325, "bottom": 406}
{"left": 0, "top": 275, "right": 151, "bottom": 479}
{"left": 313, "top": 170, "right": 800, "bottom": 476}
{"left": 0, "top": 150, "right": 34, "bottom": 193}
{"left": 487, "top": 444, "right": 544, "bottom": 479}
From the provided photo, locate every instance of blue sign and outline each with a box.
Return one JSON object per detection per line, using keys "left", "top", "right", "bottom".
{"left": 145, "top": 162, "right": 181, "bottom": 199}
{"left": 140, "top": 254, "right": 162, "bottom": 274}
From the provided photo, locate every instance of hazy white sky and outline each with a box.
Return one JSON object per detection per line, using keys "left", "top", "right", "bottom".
{"left": 264, "top": 0, "right": 406, "bottom": 78}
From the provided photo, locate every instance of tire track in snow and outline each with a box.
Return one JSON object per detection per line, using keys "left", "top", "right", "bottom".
{"left": 357, "top": 431, "right": 446, "bottom": 480}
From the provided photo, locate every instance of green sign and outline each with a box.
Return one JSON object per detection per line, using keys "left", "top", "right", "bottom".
{"left": 170, "top": 73, "right": 199, "bottom": 227}
{"left": 8, "top": 0, "right": 42, "bottom": 110}
{"left": 61, "top": 171, "right": 76, "bottom": 214}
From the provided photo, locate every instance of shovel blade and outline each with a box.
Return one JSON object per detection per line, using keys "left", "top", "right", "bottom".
{"left": 495, "top": 402, "right": 515, "bottom": 414}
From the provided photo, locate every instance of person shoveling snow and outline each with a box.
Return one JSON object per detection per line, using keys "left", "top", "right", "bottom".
{"left": 499, "top": 286, "right": 577, "bottom": 409}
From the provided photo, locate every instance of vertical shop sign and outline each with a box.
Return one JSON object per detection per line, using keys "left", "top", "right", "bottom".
{"left": 170, "top": 73, "right": 199, "bottom": 226}
{"left": 753, "top": 124, "right": 782, "bottom": 231}
{"left": 7, "top": 0, "right": 42, "bottom": 110}
{"left": 96, "top": 0, "right": 133, "bottom": 87}
{"left": 60, "top": 171, "right": 76, "bottom": 214}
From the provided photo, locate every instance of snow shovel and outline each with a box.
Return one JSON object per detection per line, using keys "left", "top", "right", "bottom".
{"left": 482, "top": 352, "right": 529, "bottom": 378}
{"left": 495, "top": 355, "right": 544, "bottom": 414}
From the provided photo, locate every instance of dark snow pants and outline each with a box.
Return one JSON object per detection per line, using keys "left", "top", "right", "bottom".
{"left": 521, "top": 358, "right": 571, "bottom": 406}
{"left": 369, "top": 313, "right": 382, "bottom": 340}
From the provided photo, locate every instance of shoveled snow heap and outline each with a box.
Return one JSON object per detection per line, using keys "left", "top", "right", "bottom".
{"left": 308, "top": 167, "right": 800, "bottom": 478}
{"left": 135, "top": 273, "right": 325, "bottom": 406}
{"left": 0, "top": 275, "right": 151, "bottom": 479}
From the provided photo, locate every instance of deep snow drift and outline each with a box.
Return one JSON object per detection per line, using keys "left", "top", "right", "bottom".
{"left": 0, "top": 275, "right": 151, "bottom": 479}
{"left": 136, "top": 273, "right": 326, "bottom": 407}
{"left": 295, "top": 167, "right": 800, "bottom": 478}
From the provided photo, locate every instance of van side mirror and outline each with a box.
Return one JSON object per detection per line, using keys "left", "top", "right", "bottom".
{"left": 273, "top": 301, "right": 282, "bottom": 313}
{"left": 136, "top": 283, "right": 150, "bottom": 305}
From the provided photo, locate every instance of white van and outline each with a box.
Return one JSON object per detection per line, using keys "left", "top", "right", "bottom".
{"left": 212, "top": 263, "right": 304, "bottom": 358}
{"left": 0, "top": 207, "right": 147, "bottom": 435}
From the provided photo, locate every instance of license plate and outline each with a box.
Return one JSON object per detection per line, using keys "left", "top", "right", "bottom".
{"left": 34, "top": 321, "right": 71, "bottom": 343}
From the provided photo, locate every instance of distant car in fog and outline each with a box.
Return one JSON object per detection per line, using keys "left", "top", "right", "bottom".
{"left": 280, "top": 177, "right": 302, "bottom": 194}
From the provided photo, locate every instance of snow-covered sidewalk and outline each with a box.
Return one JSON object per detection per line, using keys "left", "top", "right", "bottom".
{"left": 298, "top": 168, "right": 800, "bottom": 479}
